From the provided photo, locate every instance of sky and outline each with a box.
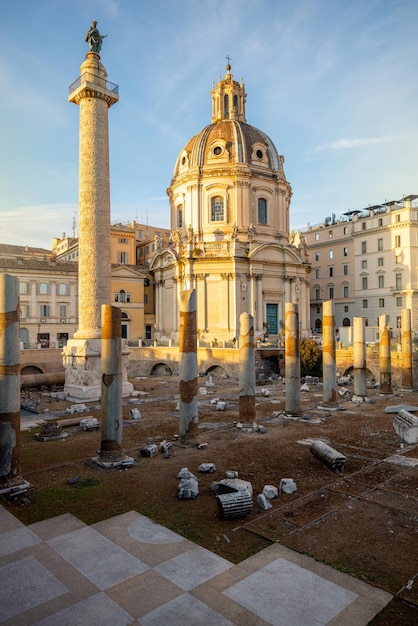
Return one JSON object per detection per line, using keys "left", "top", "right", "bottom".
{"left": 1, "top": 0, "right": 417, "bottom": 249}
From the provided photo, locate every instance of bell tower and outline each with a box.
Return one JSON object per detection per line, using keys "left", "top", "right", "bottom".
{"left": 211, "top": 61, "right": 247, "bottom": 122}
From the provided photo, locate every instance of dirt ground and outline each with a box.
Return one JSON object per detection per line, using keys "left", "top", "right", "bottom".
{"left": 6, "top": 374, "right": 418, "bottom": 624}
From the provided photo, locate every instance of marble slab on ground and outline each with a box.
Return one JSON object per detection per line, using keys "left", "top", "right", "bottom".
{"left": 0, "top": 506, "right": 393, "bottom": 626}
{"left": 140, "top": 592, "right": 235, "bottom": 626}
{"left": 223, "top": 557, "right": 358, "bottom": 626}
{"left": 47, "top": 526, "right": 149, "bottom": 590}
{"left": 0, "top": 556, "right": 68, "bottom": 622}
{"left": 154, "top": 545, "right": 233, "bottom": 590}
{"left": 32, "top": 592, "right": 133, "bottom": 626}
{"left": 384, "top": 404, "right": 418, "bottom": 413}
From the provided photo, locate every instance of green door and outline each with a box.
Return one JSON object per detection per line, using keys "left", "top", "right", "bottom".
{"left": 266, "top": 304, "right": 278, "bottom": 335}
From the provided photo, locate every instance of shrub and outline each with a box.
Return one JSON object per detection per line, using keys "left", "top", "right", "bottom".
{"left": 299, "top": 338, "right": 322, "bottom": 377}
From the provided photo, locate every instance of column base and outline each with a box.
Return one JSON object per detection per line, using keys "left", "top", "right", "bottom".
{"left": 63, "top": 338, "right": 133, "bottom": 401}
{"left": 91, "top": 455, "right": 134, "bottom": 469}
{"left": 0, "top": 480, "right": 32, "bottom": 496}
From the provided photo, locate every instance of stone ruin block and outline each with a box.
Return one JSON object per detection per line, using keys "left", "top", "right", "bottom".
{"left": 218, "top": 478, "right": 253, "bottom": 497}
{"left": 35, "top": 422, "right": 68, "bottom": 441}
{"left": 257, "top": 493, "right": 273, "bottom": 510}
{"left": 310, "top": 440, "right": 346, "bottom": 474}
{"left": 216, "top": 401, "right": 227, "bottom": 411}
{"left": 279, "top": 478, "right": 297, "bottom": 494}
{"left": 177, "top": 468, "right": 199, "bottom": 499}
{"left": 130, "top": 408, "right": 141, "bottom": 420}
{"left": 263, "top": 484, "right": 278, "bottom": 499}
{"left": 140, "top": 444, "right": 158, "bottom": 458}
{"left": 304, "top": 376, "right": 319, "bottom": 385}
{"left": 160, "top": 440, "right": 173, "bottom": 456}
{"left": 393, "top": 409, "right": 418, "bottom": 444}
{"left": 198, "top": 463, "right": 216, "bottom": 473}
{"left": 66, "top": 404, "right": 88, "bottom": 414}
{"left": 337, "top": 376, "right": 352, "bottom": 386}
{"left": 80, "top": 417, "right": 100, "bottom": 431}
{"left": 217, "top": 491, "right": 253, "bottom": 519}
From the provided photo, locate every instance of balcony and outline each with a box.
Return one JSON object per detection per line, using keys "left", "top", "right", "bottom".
{"left": 69, "top": 72, "right": 119, "bottom": 95}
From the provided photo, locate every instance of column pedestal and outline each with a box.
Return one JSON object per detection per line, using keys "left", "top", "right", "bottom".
{"left": 63, "top": 338, "right": 133, "bottom": 401}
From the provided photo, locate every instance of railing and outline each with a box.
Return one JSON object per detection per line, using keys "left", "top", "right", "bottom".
{"left": 69, "top": 72, "right": 119, "bottom": 95}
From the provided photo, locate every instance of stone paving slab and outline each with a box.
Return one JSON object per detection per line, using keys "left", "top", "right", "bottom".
{"left": 223, "top": 557, "right": 357, "bottom": 625}
{"left": 47, "top": 526, "right": 149, "bottom": 590}
{"left": 0, "top": 506, "right": 392, "bottom": 625}
{"left": 0, "top": 556, "right": 68, "bottom": 622}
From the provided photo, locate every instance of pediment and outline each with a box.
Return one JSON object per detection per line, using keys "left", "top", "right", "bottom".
{"left": 150, "top": 248, "right": 178, "bottom": 270}
{"left": 249, "top": 243, "right": 304, "bottom": 265}
{"left": 111, "top": 265, "right": 146, "bottom": 279}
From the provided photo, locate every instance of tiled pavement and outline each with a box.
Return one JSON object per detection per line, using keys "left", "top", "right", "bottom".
{"left": 0, "top": 504, "right": 392, "bottom": 625}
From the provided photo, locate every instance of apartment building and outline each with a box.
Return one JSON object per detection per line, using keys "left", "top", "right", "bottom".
{"left": 302, "top": 195, "right": 418, "bottom": 336}
{"left": 0, "top": 244, "right": 78, "bottom": 348}
{"left": 1, "top": 223, "right": 150, "bottom": 346}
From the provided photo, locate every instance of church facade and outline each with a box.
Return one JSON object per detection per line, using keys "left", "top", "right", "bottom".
{"left": 151, "top": 64, "right": 311, "bottom": 344}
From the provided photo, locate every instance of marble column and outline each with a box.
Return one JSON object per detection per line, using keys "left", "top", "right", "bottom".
{"left": 92, "top": 305, "right": 132, "bottom": 467}
{"left": 285, "top": 303, "right": 301, "bottom": 416}
{"left": 401, "top": 308, "right": 414, "bottom": 389}
{"left": 179, "top": 290, "right": 198, "bottom": 440}
{"left": 256, "top": 275, "right": 263, "bottom": 333}
{"left": 0, "top": 275, "right": 25, "bottom": 491}
{"left": 353, "top": 317, "right": 366, "bottom": 398}
{"left": 322, "top": 299, "right": 337, "bottom": 404}
{"left": 239, "top": 313, "right": 255, "bottom": 423}
{"left": 63, "top": 48, "right": 133, "bottom": 401}
{"left": 379, "top": 314, "right": 392, "bottom": 394}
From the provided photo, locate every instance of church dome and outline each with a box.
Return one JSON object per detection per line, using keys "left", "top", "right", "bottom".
{"left": 173, "top": 120, "right": 285, "bottom": 179}
{"left": 171, "top": 65, "right": 286, "bottom": 183}
{"left": 167, "top": 64, "right": 291, "bottom": 244}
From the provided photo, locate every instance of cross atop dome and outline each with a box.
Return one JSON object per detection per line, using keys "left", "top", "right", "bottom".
{"left": 211, "top": 60, "right": 246, "bottom": 123}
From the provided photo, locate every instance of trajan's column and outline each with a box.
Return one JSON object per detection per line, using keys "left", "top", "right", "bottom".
{"left": 63, "top": 21, "right": 132, "bottom": 400}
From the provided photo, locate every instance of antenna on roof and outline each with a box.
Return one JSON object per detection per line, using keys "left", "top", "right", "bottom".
{"left": 72, "top": 212, "right": 77, "bottom": 238}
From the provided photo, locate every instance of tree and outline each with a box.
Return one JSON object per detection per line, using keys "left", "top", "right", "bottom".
{"left": 299, "top": 338, "right": 322, "bottom": 378}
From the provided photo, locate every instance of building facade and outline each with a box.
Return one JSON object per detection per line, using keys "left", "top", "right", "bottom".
{"left": 0, "top": 244, "right": 78, "bottom": 349}
{"left": 303, "top": 195, "right": 418, "bottom": 337}
{"left": 1, "top": 238, "right": 148, "bottom": 347}
{"left": 151, "top": 64, "right": 311, "bottom": 343}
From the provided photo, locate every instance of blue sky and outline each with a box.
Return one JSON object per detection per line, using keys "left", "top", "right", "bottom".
{"left": 1, "top": 0, "right": 417, "bottom": 248}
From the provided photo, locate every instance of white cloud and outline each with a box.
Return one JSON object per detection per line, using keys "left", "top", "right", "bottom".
{"left": 1, "top": 204, "right": 77, "bottom": 249}
{"left": 314, "top": 135, "right": 399, "bottom": 152}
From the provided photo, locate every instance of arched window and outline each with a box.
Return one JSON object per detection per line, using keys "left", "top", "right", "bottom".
{"left": 177, "top": 204, "right": 183, "bottom": 228}
{"left": 342, "top": 318, "right": 350, "bottom": 326}
{"left": 211, "top": 196, "right": 224, "bottom": 222}
{"left": 233, "top": 94, "right": 238, "bottom": 111}
{"left": 258, "top": 198, "right": 267, "bottom": 224}
{"left": 224, "top": 94, "right": 229, "bottom": 119}
{"left": 119, "top": 289, "right": 126, "bottom": 303}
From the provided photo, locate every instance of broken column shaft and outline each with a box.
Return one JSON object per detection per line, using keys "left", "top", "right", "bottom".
{"left": 285, "top": 303, "right": 301, "bottom": 416}
{"left": 379, "top": 314, "right": 392, "bottom": 394}
{"left": 239, "top": 312, "right": 255, "bottom": 423}
{"left": 99, "top": 305, "right": 123, "bottom": 461}
{"left": 322, "top": 299, "right": 337, "bottom": 405}
{"left": 401, "top": 308, "right": 414, "bottom": 389}
{"left": 179, "top": 289, "right": 198, "bottom": 440}
{"left": 0, "top": 274, "right": 23, "bottom": 489}
{"left": 353, "top": 316, "right": 367, "bottom": 398}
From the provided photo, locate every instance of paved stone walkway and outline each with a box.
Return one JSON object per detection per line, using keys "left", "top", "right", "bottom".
{"left": 0, "top": 504, "right": 391, "bottom": 625}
